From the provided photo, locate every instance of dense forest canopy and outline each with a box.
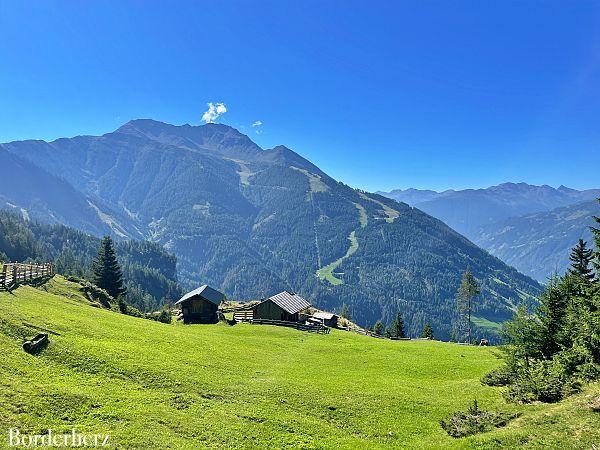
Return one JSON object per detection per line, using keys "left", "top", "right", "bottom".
{"left": 1, "top": 120, "right": 543, "bottom": 337}
{"left": 0, "top": 210, "right": 182, "bottom": 311}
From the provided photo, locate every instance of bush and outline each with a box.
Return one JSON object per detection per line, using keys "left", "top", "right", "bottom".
{"left": 481, "top": 364, "right": 513, "bottom": 387}
{"left": 504, "top": 359, "right": 581, "bottom": 404}
{"left": 146, "top": 309, "right": 172, "bottom": 324}
{"left": 440, "top": 400, "right": 518, "bottom": 438}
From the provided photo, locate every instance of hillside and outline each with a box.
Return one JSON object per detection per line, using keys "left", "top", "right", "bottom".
{"left": 0, "top": 277, "right": 598, "bottom": 449}
{"left": 379, "top": 183, "right": 600, "bottom": 240}
{"left": 1, "top": 120, "right": 543, "bottom": 338}
{"left": 379, "top": 184, "right": 600, "bottom": 282}
{"left": 0, "top": 146, "right": 137, "bottom": 238}
{"left": 0, "top": 210, "right": 182, "bottom": 311}
{"left": 475, "top": 200, "right": 599, "bottom": 282}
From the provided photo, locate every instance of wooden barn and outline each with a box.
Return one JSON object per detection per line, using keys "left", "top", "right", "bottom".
{"left": 175, "top": 285, "right": 225, "bottom": 324}
{"left": 311, "top": 311, "right": 338, "bottom": 328}
{"left": 252, "top": 291, "right": 311, "bottom": 322}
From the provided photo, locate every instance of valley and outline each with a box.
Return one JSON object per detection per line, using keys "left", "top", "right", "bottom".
{"left": 0, "top": 120, "right": 542, "bottom": 339}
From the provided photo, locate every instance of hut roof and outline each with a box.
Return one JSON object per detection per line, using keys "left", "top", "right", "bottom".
{"left": 266, "top": 291, "right": 311, "bottom": 314}
{"left": 175, "top": 285, "right": 225, "bottom": 306}
{"left": 312, "top": 311, "right": 337, "bottom": 320}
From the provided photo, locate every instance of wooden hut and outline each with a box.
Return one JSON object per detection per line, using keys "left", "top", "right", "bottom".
{"left": 252, "top": 291, "right": 310, "bottom": 322}
{"left": 311, "top": 311, "right": 338, "bottom": 328}
{"left": 175, "top": 285, "right": 225, "bottom": 324}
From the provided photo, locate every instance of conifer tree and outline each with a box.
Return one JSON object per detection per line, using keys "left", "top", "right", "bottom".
{"left": 591, "top": 199, "right": 600, "bottom": 273}
{"left": 568, "top": 239, "right": 595, "bottom": 281}
{"left": 373, "top": 320, "right": 384, "bottom": 336}
{"left": 457, "top": 269, "right": 480, "bottom": 344}
{"left": 450, "top": 329, "right": 457, "bottom": 343}
{"left": 392, "top": 311, "right": 405, "bottom": 338}
{"left": 340, "top": 303, "right": 350, "bottom": 319}
{"left": 92, "top": 236, "right": 126, "bottom": 299}
{"left": 421, "top": 322, "right": 434, "bottom": 339}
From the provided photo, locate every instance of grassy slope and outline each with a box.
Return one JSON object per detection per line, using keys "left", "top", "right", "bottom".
{"left": 0, "top": 277, "right": 597, "bottom": 449}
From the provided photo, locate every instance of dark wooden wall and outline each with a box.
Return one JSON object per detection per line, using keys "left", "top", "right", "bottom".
{"left": 181, "top": 296, "right": 218, "bottom": 324}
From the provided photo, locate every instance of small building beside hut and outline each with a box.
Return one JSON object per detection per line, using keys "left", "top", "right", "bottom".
{"left": 175, "top": 285, "right": 225, "bottom": 324}
{"left": 311, "top": 311, "right": 338, "bottom": 328}
{"left": 252, "top": 291, "right": 310, "bottom": 322}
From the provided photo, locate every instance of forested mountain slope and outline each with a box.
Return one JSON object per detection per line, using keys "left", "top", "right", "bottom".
{"left": 379, "top": 184, "right": 600, "bottom": 240}
{"left": 475, "top": 200, "right": 599, "bottom": 282}
{"left": 2, "top": 120, "right": 542, "bottom": 337}
{"left": 0, "top": 211, "right": 182, "bottom": 311}
{"left": 380, "top": 186, "right": 600, "bottom": 282}
{"left": 0, "top": 146, "right": 138, "bottom": 237}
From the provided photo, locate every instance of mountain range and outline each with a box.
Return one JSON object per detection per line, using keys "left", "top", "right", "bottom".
{"left": 0, "top": 120, "right": 542, "bottom": 338}
{"left": 379, "top": 185, "right": 600, "bottom": 281}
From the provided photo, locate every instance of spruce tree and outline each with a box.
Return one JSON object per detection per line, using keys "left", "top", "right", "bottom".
{"left": 591, "top": 199, "right": 600, "bottom": 273}
{"left": 92, "top": 236, "right": 126, "bottom": 299}
{"left": 450, "top": 329, "right": 457, "bottom": 343}
{"left": 373, "top": 320, "right": 384, "bottom": 336}
{"left": 457, "top": 269, "right": 480, "bottom": 344}
{"left": 340, "top": 303, "right": 350, "bottom": 319}
{"left": 421, "top": 322, "right": 434, "bottom": 339}
{"left": 568, "top": 239, "right": 595, "bottom": 281}
{"left": 392, "top": 311, "right": 405, "bottom": 338}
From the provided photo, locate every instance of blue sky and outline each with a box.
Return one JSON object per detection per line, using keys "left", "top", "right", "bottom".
{"left": 1, "top": 1, "right": 599, "bottom": 192}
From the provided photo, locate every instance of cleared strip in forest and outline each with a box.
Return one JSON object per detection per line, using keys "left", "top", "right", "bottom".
{"left": 315, "top": 201, "right": 368, "bottom": 285}
{"left": 358, "top": 192, "right": 399, "bottom": 223}
{"left": 315, "top": 231, "right": 358, "bottom": 285}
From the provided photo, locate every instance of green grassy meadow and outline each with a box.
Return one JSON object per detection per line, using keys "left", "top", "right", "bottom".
{"left": 0, "top": 277, "right": 598, "bottom": 449}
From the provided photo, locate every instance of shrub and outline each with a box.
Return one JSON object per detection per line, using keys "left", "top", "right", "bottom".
{"left": 481, "top": 364, "right": 513, "bottom": 387}
{"left": 146, "top": 309, "right": 172, "bottom": 324}
{"left": 440, "top": 400, "right": 518, "bottom": 438}
{"left": 504, "top": 359, "right": 581, "bottom": 404}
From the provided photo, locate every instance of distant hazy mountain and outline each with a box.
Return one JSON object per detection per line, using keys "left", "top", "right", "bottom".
{"left": 379, "top": 184, "right": 600, "bottom": 282}
{"left": 376, "top": 188, "right": 443, "bottom": 205}
{"left": 475, "top": 200, "right": 599, "bottom": 282}
{"left": 379, "top": 183, "right": 600, "bottom": 238}
{"left": 1, "top": 120, "right": 542, "bottom": 337}
{"left": 0, "top": 145, "right": 138, "bottom": 238}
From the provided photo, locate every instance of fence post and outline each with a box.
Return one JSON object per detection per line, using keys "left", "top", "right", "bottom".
{"left": 1, "top": 264, "right": 6, "bottom": 289}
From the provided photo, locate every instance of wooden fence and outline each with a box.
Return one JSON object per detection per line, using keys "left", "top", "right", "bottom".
{"left": 0, "top": 262, "right": 55, "bottom": 291}
{"left": 232, "top": 310, "right": 253, "bottom": 322}
{"left": 243, "top": 317, "right": 330, "bottom": 334}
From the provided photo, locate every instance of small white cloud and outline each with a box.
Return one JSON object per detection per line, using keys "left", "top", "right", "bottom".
{"left": 252, "top": 120, "right": 263, "bottom": 134}
{"left": 202, "top": 102, "right": 227, "bottom": 123}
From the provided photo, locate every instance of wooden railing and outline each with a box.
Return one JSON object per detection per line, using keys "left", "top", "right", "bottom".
{"left": 245, "top": 318, "right": 330, "bottom": 334}
{"left": 232, "top": 310, "right": 254, "bottom": 322}
{"left": 0, "top": 262, "right": 55, "bottom": 291}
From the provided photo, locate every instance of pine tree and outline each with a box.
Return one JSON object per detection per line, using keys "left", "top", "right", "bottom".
{"left": 392, "top": 311, "right": 405, "bottom": 338}
{"left": 384, "top": 327, "right": 392, "bottom": 338}
{"left": 450, "top": 329, "right": 457, "bottom": 343}
{"left": 340, "top": 303, "right": 350, "bottom": 319}
{"left": 373, "top": 320, "right": 384, "bottom": 336}
{"left": 92, "top": 236, "right": 126, "bottom": 299}
{"left": 591, "top": 199, "right": 600, "bottom": 273}
{"left": 568, "top": 239, "right": 595, "bottom": 281}
{"left": 537, "top": 275, "right": 569, "bottom": 358}
{"left": 457, "top": 269, "right": 480, "bottom": 344}
{"left": 421, "top": 322, "right": 434, "bottom": 339}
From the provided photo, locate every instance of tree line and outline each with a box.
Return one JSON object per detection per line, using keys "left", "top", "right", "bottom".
{"left": 481, "top": 200, "right": 600, "bottom": 403}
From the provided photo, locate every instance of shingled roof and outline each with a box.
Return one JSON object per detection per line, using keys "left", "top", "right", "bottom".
{"left": 312, "top": 311, "right": 337, "bottom": 320}
{"left": 266, "top": 291, "right": 311, "bottom": 314}
{"left": 175, "top": 285, "right": 225, "bottom": 306}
